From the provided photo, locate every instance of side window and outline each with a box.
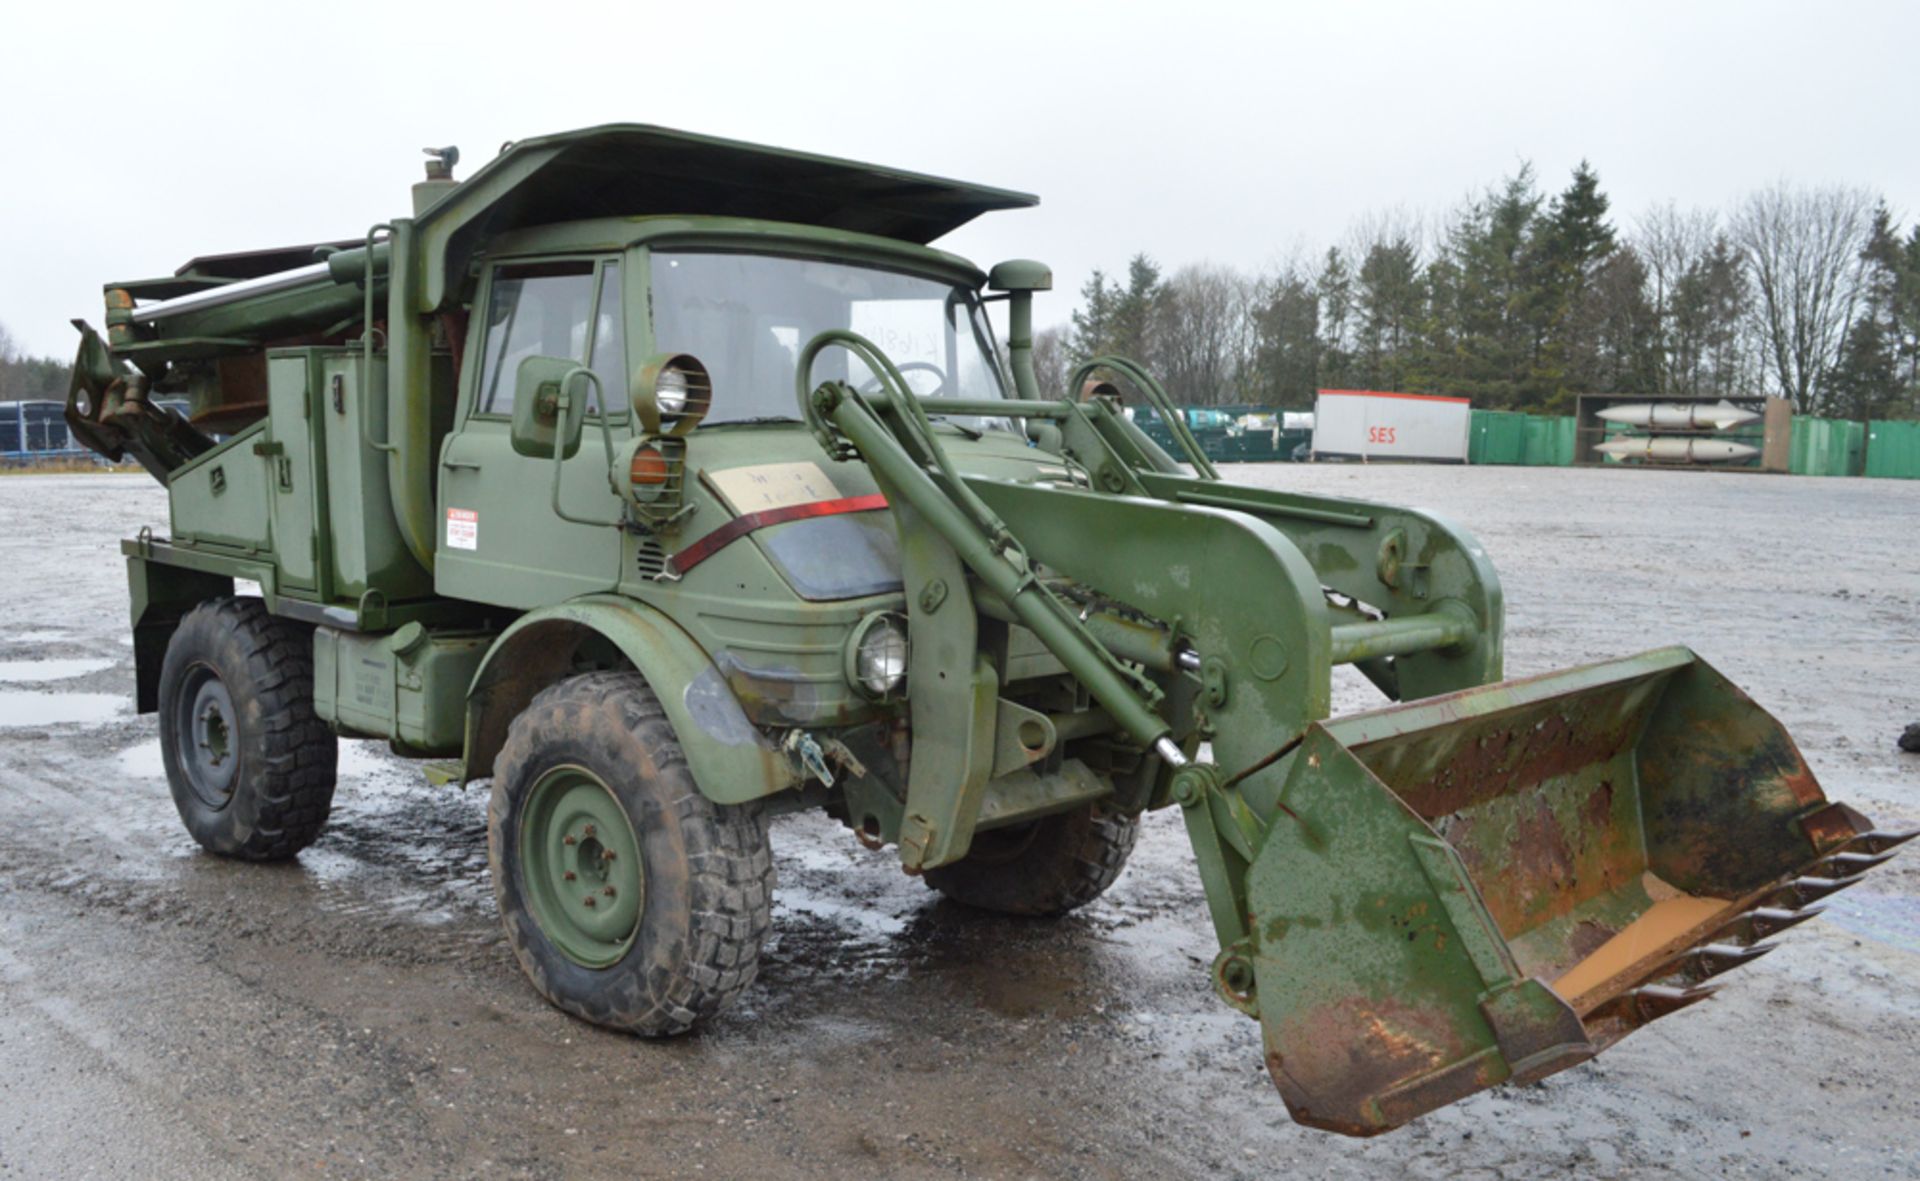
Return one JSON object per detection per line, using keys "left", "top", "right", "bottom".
{"left": 474, "top": 259, "right": 625, "bottom": 416}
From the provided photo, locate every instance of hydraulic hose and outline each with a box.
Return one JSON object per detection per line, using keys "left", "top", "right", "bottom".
{"left": 1068, "top": 355, "right": 1221, "bottom": 481}
{"left": 797, "top": 331, "right": 1171, "bottom": 752}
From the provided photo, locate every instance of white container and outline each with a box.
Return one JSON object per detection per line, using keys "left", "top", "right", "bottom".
{"left": 1311, "top": 390, "right": 1470, "bottom": 462}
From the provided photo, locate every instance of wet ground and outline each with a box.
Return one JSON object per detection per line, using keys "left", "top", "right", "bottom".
{"left": 0, "top": 467, "right": 1915, "bottom": 1180}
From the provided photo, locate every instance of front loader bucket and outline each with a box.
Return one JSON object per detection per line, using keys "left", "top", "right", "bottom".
{"left": 1243, "top": 646, "right": 1909, "bottom": 1136}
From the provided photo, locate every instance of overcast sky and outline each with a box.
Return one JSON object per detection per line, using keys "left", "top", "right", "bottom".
{"left": 3, "top": 0, "right": 1915, "bottom": 358}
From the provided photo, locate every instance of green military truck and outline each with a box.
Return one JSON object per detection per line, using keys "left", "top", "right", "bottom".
{"left": 68, "top": 127, "right": 1906, "bottom": 1135}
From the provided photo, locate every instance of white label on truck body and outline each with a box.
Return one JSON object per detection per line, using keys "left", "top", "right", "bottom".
{"left": 706, "top": 461, "right": 842, "bottom": 513}
{"left": 446, "top": 507, "right": 478, "bottom": 550}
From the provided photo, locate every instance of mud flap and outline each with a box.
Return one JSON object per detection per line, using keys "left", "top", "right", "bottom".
{"left": 1241, "top": 646, "right": 1908, "bottom": 1135}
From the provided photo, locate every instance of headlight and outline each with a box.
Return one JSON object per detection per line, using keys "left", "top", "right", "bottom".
{"left": 656, "top": 367, "right": 690, "bottom": 417}
{"left": 633, "top": 353, "right": 711, "bottom": 435}
{"left": 845, "top": 612, "right": 909, "bottom": 700}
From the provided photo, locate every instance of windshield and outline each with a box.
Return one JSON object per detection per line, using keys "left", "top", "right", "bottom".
{"left": 649, "top": 251, "right": 1011, "bottom": 427}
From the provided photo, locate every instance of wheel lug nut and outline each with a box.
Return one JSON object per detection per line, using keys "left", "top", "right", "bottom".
{"left": 563, "top": 834, "right": 577, "bottom": 846}
{"left": 602, "top": 886, "right": 616, "bottom": 898}
{"left": 583, "top": 824, "right": 596, "bottom": 838}
{"left": 602, "top": 850, "right": 616, "bottom": 862}
{"left": 563, "top": 871, "right": 576, "bottom": 881}
{"left": 583, "top": 895, "right": 596, "bottom": 908}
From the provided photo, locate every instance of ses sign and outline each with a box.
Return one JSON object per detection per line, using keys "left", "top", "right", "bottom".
{"left": 1311, "top": 390, "right": 1470, "bottom": 462}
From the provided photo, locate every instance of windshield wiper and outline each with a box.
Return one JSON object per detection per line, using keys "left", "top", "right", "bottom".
{"left": 925, "top": 415, "right": 983, "bottom": 440}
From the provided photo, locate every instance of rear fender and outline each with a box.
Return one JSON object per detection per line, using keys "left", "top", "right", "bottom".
{"left": 463, "top": 596, "right": 799, "bottom": 802}
{"left": 127, "top": 552, "right": 236, "bottom": 713}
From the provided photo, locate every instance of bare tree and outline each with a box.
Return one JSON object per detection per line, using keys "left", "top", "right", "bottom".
{"left": 1030, "top": 325, "right": 1070, "bottom": 400}
{"left": 1155, "top": 264, "right": 1254, "bottom": 406}
{"left": 1633, "top": 205, "right": 1754, "bottom": 396}
{"left": 1730, "top": 183, "right": 1877, "bottom": 412}
{"left": 0, "top": 321, "right": 16, "bottom": 401}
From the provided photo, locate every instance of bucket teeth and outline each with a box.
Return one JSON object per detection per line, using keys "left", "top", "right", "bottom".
{"left": 1667, "top": 941, "right": 1778, "bottom": 983}
{"left": 1842, "top": 829, "right": 1918, "bottom": 857}
{"left": 1820, "top": 849, "right": 1898, "bottom": 875}
{"left": 1588, "top": 982, "right": 1719, "bottom": 1028}
{"left": 1631, "top": 983, "right": 1718, "bottom": 1021}
{"left": 1716, "top": 904, "right": 1825, "bottom": 945}
{"left": 1765, "top": 874, "right": 1866, "bottom": 908}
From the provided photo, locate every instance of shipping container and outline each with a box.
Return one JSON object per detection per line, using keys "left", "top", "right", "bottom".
{"left": 1789, "top": 418, "right": 1866, "bottom": 477}
{"left": 1524, "top": 416, "right": 1577, "bottom": 466}
{"left": 1865, "top": 420, "right": 1920, "bottom": 479}
{"left": 1468, "top": 410, "right": 1527, "bottom": 465}
{"left": 1313, "top": 390, "right": 1470, "bottom": 462}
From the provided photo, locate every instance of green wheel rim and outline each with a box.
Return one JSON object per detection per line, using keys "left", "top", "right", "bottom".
{"left": 519, "top": 765, "right": 645, "bottom": 969}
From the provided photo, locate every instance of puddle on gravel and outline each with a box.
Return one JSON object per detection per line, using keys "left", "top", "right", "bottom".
{"left": 114, "top": 736, "right": 401, "bottom": 781}
{"left": 0, "top": 658, "right": 114, "bottom": 684}
{"left": 0, "top": 691, "right": 124, "bottom": 727}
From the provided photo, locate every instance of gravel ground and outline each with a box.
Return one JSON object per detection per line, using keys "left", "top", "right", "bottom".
{"left": 0, "top": 466, "right": 1915, "bottom": 1180}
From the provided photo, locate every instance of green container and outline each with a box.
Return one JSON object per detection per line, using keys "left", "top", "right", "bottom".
{"left": 1522, "top": 415, "right": 1576, "bottom": 466}
{"left": 1790, "top": 418, "right": 1866, "bottom": 477}
{"left": 1865, "top": 420, "right": 1920, "bottom": 479}
{"left": 1470, "top": 410, "right": 1528, "bottom": 465}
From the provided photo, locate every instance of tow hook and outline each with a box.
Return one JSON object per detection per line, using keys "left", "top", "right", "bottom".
{"left": 783, "top": 730, "right": 836, "bottom": 787}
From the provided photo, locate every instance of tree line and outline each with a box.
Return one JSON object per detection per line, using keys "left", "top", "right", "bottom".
{"left": 0, "top": 323, "right": 69, "bottom": 405}
{"left": 8, "top": 165, "right": 1917, "bottom": 423}
{"left": 1039, "top": 164, "right": 1920, "bottom": 420}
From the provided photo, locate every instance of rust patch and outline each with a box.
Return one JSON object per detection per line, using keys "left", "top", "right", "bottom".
{"left": 1779, "top": 766, "right": 1823, "bottom": 807}
{"left": 1263, "top": 993, "right": 1477, "bottom": 1135}
{"left": 1801, "top": 801, "right": 1872, "bottom": 852}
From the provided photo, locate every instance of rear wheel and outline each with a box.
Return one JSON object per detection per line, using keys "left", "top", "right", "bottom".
{"left": 156, "top": 597, "right": 337, "bottom": 860}
{"left": 488, "top": 672, "right": 773, "bottom": 1036}
{"left": 923, "top": 803, "right": 1138, "bottom": 916}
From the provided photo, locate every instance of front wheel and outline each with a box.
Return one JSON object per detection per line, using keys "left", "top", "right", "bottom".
{"left": 488, "top": 672, "right": 773, "bottom": 1036}
{"left": 923, "top": 802, "right": 1138, "bottom": 916}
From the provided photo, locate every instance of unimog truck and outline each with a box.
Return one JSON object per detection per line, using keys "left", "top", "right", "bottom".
{"left": 68, "top": 126, "right": 1909, "bottom": 1136}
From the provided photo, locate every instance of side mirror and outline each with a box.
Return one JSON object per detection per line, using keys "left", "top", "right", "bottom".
{"left": 988, "top": 261, "right": 1053, "bottom": 402}
{"left": 986, "top": 260, "right": 1052, "bottom": 293}
{"left": 510, "top": 356, "right": 589, "bottom": 459}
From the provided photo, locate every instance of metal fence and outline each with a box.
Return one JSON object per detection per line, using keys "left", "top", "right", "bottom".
{"left": 0, "top": 400, "right": 76, "bottom": 457}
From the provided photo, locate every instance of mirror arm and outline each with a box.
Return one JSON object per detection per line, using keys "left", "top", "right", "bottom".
{"left": 548, "top": 368, "right": 625, "bottom": 528}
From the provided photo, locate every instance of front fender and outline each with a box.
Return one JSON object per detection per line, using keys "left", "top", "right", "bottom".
{"left": 464, "top": 596, "right": 799, "bottom": 803}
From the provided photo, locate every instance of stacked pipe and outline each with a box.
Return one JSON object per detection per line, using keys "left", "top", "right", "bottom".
{"left": 1593, "top": 400, "right": 1761, "bottom": 464}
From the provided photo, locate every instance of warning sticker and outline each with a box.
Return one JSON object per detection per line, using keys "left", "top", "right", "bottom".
{"left": 446, "top": 507, "right": 478, "bottom": 551}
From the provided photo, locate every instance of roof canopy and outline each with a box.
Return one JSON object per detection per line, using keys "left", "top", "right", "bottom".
{"left": 412, "top": 124, "right": 1038, "bottom": 310}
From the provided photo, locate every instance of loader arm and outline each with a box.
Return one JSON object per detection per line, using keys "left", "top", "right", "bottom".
{"left": 799, "top": 332, "right": 1914, "bottom": 1138}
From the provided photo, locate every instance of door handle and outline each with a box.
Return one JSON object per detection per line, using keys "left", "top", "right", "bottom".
{"left": 443, "top": 459, "right": 482, "bottom": 471}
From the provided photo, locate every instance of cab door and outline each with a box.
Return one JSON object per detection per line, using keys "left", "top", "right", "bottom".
{"left": 436, "top": 256, "right": 630, "bottom": 609}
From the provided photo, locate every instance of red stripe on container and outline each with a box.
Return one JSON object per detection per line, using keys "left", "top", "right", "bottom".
{"left": 1316, "top": 389, "right": 1472, "bottom": 404}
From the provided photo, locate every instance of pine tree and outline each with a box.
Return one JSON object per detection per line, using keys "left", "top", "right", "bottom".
{"left": 1110, "top": 254, "right": 1164, "bottom": 366}
{"left": 1355, "top": 237, "right": 1423, "bottom": 390}
{"left": 1315, "top": 247, "right": 1353, "bottom": 389}
{"left": 1068, "top": 268, "right": 1118, "bottom": 362}
{"left": 1440, "top": 167, "right": 1542, "bottom": 408}
{"left": 1533, "top": 161, "right": 1620, "bottom": 405}
{"left": 1251, "top": 270, "right": 1321, "bottom": 407}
